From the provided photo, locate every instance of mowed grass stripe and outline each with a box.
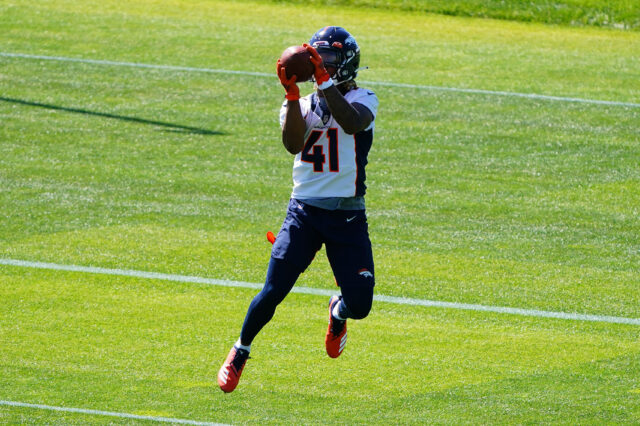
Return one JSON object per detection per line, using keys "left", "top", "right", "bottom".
{"left": 2, "top": 258, "right": 639, "bottom": 326}
{"left": 2, "top": 51, "right": 639, "bottom": 109}
{"left": 0, "top": 400, "right": 227, "bottom": 426}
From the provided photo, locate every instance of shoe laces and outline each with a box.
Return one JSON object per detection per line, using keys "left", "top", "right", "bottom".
{"left": 231, "top": 348, "right": 250, "bottom": 371}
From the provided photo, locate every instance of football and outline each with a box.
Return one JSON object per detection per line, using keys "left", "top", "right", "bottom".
{"left": 279, "top": 45, "right": 314, "bottom": 82}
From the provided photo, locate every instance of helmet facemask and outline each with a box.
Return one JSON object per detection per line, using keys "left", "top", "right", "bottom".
{"left": 312, "top": 43, "right": 360, "bottom": 85}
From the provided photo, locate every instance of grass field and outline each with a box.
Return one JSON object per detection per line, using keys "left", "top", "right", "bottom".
{"left": 1, "top": 0, "right": 639, "bottom": 424}
{"left": 270, "top": 0, "right": 640, "bottom": 30}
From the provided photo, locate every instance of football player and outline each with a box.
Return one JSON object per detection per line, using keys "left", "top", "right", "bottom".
{"left": 218, "top": 26, "right": 379, "bottom": 393}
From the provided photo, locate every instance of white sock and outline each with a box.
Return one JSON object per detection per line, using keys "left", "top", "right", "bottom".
{"left": 234, "top": 338, "right": 251, "bottom": 352}
{"left": 332, "top": 301, "right": 346, "bottom": 321}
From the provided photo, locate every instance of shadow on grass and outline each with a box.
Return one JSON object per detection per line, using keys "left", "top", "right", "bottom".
{"left": 0, "top": 96, "right": 224, "bottom": 136}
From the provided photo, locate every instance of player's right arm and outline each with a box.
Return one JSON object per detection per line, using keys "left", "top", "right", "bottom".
{"left": 281, "top": 100, "right": 306, "bottom": 155}
{"left": 277, "top": 60, "right": 306, "bottom": 155}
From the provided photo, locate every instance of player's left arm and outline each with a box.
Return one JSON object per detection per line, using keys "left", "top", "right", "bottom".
{"left": 321, "top": 86, "right": 373, "bottom": 135}
{"left": 305, "top": 44, "right": 374, "bottom": 135}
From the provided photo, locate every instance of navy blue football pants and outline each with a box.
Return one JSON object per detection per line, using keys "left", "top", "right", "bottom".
{"left": 240, "top": 199, "right": 375, "bottom": 346}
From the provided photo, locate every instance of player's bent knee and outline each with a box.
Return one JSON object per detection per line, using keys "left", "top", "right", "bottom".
{"left": 342, "top": 293, "right": 373, "bottom": 320}
{"left": 349, "top": 305, "right": 371, "bottom": 320}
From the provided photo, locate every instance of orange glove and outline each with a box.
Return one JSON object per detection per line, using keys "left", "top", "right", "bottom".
{"left": 276, "top": 59, "right": 300, "bottom": 101}
{"left": 303, "top": 44, "right": 333, "bottom": 89}
{"left": 266, "top": 231, "right": 276, "bottom": 244}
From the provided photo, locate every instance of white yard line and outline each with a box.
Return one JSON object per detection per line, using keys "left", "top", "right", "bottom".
{"left": 1, "top": 258, "right": 639, "bottom": 325}
{"left": 2, "top": 52, "right": 639, "bottom": 108}
{"left": 0, "top": 400, "right": 228, "bottom": 426}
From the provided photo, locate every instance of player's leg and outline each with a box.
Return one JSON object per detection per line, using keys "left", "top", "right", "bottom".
{"left": 239, "top": 257, "right": 303, "bottom": 346}
{"left": 218, "top": 199, "right": 322, "bottom": 392}
{"left": 240, "top": 200, "right": 323, "bottom": 346}
{"left": 218, "top": 257, "right": 303, "bottom": 393}
{"left": 323, "top": 209, "right": 375, "bottom": 358}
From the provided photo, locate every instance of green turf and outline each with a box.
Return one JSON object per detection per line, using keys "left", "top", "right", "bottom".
{"left": 268, "top": 0, "right": 640, "bottom": 30}
{"left": 1, "top": 0, "right": 639, "bottom": 423}
{"left": 2, "top": 268, "right": 639, "bottom": 424}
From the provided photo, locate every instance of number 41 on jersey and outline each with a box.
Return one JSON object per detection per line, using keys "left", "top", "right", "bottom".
{"left": 301, "top": 128, "right": 339, "bottom": 172}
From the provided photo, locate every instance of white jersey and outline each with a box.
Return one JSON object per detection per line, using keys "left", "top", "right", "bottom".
{"left": 279, "top": 87, "right": 379, "bottom": 199}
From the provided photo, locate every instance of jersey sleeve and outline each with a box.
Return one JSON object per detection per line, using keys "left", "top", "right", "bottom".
{"left": 279, "top": 96, "right": 323, "bottom": 137}
{"left": 350, "top": 89, "right": 379, "bottom": 120}
{"left": 279, "top": 99, "right": 290, "bottom": 128}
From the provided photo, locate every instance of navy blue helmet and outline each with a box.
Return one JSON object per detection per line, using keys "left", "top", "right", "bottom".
{"left": 309, "top": 26, "right": 361, "bottom": 84}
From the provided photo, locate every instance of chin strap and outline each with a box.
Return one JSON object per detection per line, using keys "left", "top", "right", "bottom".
{"left": 335, "top": 66, "right": 369, "bottom": 86}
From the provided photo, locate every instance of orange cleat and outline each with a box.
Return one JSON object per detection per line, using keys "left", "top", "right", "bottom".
{"left": 218, "top": 346, "right": 250, "bottom": 393}
{"left": 325, "top": 295, "right": 347, "bottom": 358}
